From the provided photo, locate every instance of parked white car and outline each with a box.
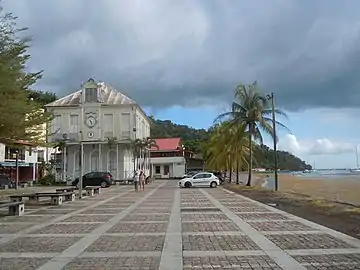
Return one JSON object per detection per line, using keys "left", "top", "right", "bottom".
{"left": 178, "top": 172, "right": 220, "bottom": 188}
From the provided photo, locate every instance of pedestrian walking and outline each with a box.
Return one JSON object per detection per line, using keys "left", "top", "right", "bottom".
{"left": 139, "top": 171, "right": 145, "bottom": 191}
{"left": 134, "top": 171, "right": 139, "bottom": 192}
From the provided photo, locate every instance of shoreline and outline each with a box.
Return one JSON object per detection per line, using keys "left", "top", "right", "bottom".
{"left": 253, "top": 173, "right": 360, "bottom": 206}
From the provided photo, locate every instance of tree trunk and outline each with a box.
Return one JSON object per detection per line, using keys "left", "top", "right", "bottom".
{"left": 229, "top": 165, "right": 232, "bottom": 183}
{"left": 236, "top": 161, "right": 239, "bottom": 184}
{"left": 246, "top": 129, "right": 252, "bottom": 186}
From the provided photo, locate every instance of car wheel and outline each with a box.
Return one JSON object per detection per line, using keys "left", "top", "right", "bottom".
{"left": 100, "top": 181, "right": 107, "bottom": 188}
{"left": 184, "top": 182, "right": 192, "bottom": 188}
{"left": 210, "top": 181, "right": 218, "bottom": 188}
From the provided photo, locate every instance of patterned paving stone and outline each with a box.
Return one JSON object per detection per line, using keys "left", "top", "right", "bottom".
{"left": 86, "top": 235, "right": 165, "bottom": 251}
{"left": 293, "top": 253, "right": 360, "bottom": 269}
{"left": 181, "top": 213, "right": 230, "bottom": 221}
{"left": 182, "top": 221, "right": 241, "bottom": 232}
{"left": 182, "top": 235, "right": 260, "bottom": 251}
{"left": 0, "top": 236, "right": 81, "bottom": 252}
{"left": 249, "top": 220, "right": 316, "bottom": 231}
{"left": 62, "top": 214, "right": 115, "bottom": 222}
{"left": 122, "top": 214, "right": 170, "bottom": 222}
{"left": 0, "top": 223, "right": 34, "bottom": 234}
{"left": 230, "top": 206, "right": 271, "bottom": 212}
{"left": 108, "top": 222, "right": 168, "bottom": 233}
{"left": 131, "top": 208, "right": 171, "bottom": 214}
{"left": 0, "top": 215, "right": 58, "bottom": 223}
{"left": 63, "top": 257, "right": 161, "bottom": 270}
{"left": 0, "top": 258, "right": 50, "bottom": 270}
{"left": 236, "top": 212, "right": 290, "bottom": 220}
{"left": 81, "top": 208, "right": 124, "bottom": 214}
{"left": 266, "top": 233, "right": 356, "bottom": 250}
{"left": 31, "top": 223, "right": 100, "bottom": 234}
{"left": 183, "top": 256, "right": 282, "bottom": 270}
{"left": 32, "top": 209, "right": 77, "bottom": 215}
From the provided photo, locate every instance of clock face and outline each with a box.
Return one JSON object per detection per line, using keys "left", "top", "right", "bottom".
{"left": 85, "top": 116, "right": 97, "bottom": 128}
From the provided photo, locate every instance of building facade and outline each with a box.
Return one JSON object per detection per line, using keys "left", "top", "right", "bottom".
{"left": 150, "top": 138, "right": 189, "bottom": 179}
{"left": 45, "top": 78, "right": 150, "bottom": 182}
{"left": 0, "top": 141, "right": 38, "bottom": 182}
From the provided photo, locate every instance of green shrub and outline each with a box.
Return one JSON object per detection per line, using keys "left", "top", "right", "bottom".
{"left": 38, "top": 174, "right": 55, "bottom": 185}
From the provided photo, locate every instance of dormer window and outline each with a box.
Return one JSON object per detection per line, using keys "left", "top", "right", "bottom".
{"left": 83, "top": 78, "right": 99, "bottom": 103}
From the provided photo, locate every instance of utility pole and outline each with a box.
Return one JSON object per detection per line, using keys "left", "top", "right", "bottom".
{"left": 15, "top": 149, "right": 19, "bottom": 190}
{"left": 267, "top": 92, "right": 278, "bottom": 191}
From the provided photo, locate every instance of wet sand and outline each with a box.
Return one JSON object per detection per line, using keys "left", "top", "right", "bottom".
{"left": 277, "top": 174, "right": 360, "bottom": 206}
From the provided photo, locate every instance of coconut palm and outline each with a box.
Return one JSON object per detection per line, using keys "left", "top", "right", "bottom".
{"left": 140, "top": 137, "right": 158, "bottom": 172}
{"left": 204, "top": 121, "right": 250, "bottom": 183}
{"left": 216, "top": 81, "right": 289, "bottom": 186}
{"left": 130, "top": 138, "right": 143, "bottom": 171}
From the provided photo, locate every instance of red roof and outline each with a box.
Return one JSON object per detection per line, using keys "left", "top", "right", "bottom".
{"left": 151, "top": 138, "right": 181, "bottom": 151}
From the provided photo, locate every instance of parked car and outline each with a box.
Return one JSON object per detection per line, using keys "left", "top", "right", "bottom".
{"left": 182, "top": 171, "right": 199, "bottom": 179}
{"left": 178, "top": 172, "right": 220, "bottom": 188}
{"left": 210, "top": 171, "right": 225, "bottom": 184}
{"left": 0, "top": 175, "right": 14, "bottom": 189}
{"left": 71, "top": 172, "right": 113, "bottom": 188}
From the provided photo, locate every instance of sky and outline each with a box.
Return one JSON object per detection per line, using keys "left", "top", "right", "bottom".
{"left": 3, "top": 0, "right": 360, "bottom": 169}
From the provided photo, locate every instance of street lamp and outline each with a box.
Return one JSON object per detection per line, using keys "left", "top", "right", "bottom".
{"left": 133, "top": 127, "right": 137, "bottom": 173}
{"left": 266, "top": 92, "right": 278, "bottom": 191}
{"left": 15, "top": 149, "right": 19, "bottom": 190}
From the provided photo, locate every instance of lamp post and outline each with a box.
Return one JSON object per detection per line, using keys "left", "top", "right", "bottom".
{"left": 133, "top": 127, "right": 137, "bottom": 173}
{"left": 62, "top": 133, "right": 68, "bottom": 183}
{"left": 266, "top": 92, "right": 278, "bottom": 191}
{"left": 15, "top": 149, "right": 19, "bottom": 190}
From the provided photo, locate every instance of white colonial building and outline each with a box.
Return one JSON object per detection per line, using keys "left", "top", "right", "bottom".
{"left": 45, "top": 78, "right": 150, "bottom": 181}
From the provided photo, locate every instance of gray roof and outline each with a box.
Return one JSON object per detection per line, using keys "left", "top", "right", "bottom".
{"left": 45, "top": 82, "right": 137, "bottom": 107}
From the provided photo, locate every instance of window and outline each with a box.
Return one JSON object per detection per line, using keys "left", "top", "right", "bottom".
{"left": 204, "top": 174, "right": 212, "bottom": 178}
{"left": 4, "top": 147, "right": 25, "bottom": 161}
{"left": 155, "top": 166, "right": 161, "bottom": 174}
{"left": 70, "top": 115, "right": 79, "bottom": 133}
{"left": 193, "top": 173, "right": 205, "bottom": 179}
{"left": 51, "top": 115, "right": 61, "bottom": 133}
{"left": 103, "top": 114, "right": 113, "bottom": 131}
{"left": 84, "top": 88, "right": 98, "bottom": 103}
{"left": 37, "top": 150, "right": 45, "bottom": 162}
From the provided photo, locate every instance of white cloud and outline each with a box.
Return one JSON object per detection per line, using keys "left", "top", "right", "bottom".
{"left": 279, "top": 134, "right": 354, "bottom": 155}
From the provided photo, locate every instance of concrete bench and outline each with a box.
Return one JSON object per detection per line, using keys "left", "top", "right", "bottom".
{"left": 56, "top": 187, "right": 77, "bottom": 193}
{"left": 10, "top": 192, "right": 75, "bottom": 205}
{"left": 0, "top": 201, "right": 25, "bottom": 216}
{"left": 84, "top": 186, "right": 101, "bottom": 196}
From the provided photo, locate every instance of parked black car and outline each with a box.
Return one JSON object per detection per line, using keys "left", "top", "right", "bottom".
{"left": 71, "top": 172, "right": 113, "bottom": 188}
{"left": 0, "top": 174, "right": 14, "bottom": 189}
{"left": 210, "top": 171, "right": 224, "bottom": 184}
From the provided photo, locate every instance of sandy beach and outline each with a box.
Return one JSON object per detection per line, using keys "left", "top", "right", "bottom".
{"left": 277, "top": 174, "right": 360, "bottom": 206}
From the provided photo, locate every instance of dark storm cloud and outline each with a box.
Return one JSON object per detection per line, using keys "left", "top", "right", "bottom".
{"left": 3, "top": 0, "right": 360, "bottom": 110}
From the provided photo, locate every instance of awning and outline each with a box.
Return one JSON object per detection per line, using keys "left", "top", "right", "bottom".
{"left": 0, "top": 162, "right": 32, "bottom": 167}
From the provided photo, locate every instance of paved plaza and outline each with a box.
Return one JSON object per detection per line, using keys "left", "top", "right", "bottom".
{"left": 0, "top": 180, "right": 359, "bottom": 269}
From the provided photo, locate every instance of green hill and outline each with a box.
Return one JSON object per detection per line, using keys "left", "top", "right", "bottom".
{"left": 150, "top": 116, "right": 311, "bottom": 171}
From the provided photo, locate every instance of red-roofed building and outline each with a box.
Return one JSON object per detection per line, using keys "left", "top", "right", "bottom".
{"left": 150, "top": 138, "right": 193, "bottom": 178}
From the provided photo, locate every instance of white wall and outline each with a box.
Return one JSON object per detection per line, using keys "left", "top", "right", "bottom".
{"left": 151, "top": 156, "right": 186, "bottom": 178}
{"left": 0, "top": 143, "right": 39, "bottom": 164}
{"left": 47, "top": 104, "right": 140, "bottom": 143}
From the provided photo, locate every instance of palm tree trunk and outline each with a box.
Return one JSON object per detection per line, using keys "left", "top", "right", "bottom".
{"left": 246, "top": 129, "right": 252, "bottom": 186}
{"left": 236, "top": 162, "right": 239, "bottom": 184}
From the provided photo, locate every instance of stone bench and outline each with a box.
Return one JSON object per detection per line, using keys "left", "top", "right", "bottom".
{"left": 56, "top": 187, "right": 77, "bottom": 193}
{"left": 114, "top": 180, "right": 134, "bottom": 185}
{"left": 0, "top": 201, "right": 25, "bottom": 216}
{"left": 10, "top": 192, "right": 75, "bottom": 206}
{"left": 84, "top": 186, "right": 101, "bottom": 196}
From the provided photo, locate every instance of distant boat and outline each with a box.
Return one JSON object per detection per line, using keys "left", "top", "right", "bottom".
{"left": 350, "top": 145, "right": 360, "bottom": 173}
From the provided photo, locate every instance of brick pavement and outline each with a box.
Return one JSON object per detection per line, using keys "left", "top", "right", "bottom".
{"left": 0, "top": 181, "right": 359, "bottom": 269}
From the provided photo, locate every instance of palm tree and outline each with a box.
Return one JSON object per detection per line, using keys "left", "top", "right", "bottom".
{"left": 130, "top": 138, "right": 143, "bottom": 171}
{"left": 140, "top": 137, "right": 158, "bottom": 173}
{"left": 216, "top": 81, "right": 289, "bottom": 186}
{"left": 204, "top": 122, "right": 250, "bottom": 183}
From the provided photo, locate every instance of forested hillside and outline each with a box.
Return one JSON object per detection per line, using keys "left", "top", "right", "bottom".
{"left": 150, "top": 117, "right": 311, "bottom": 171}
